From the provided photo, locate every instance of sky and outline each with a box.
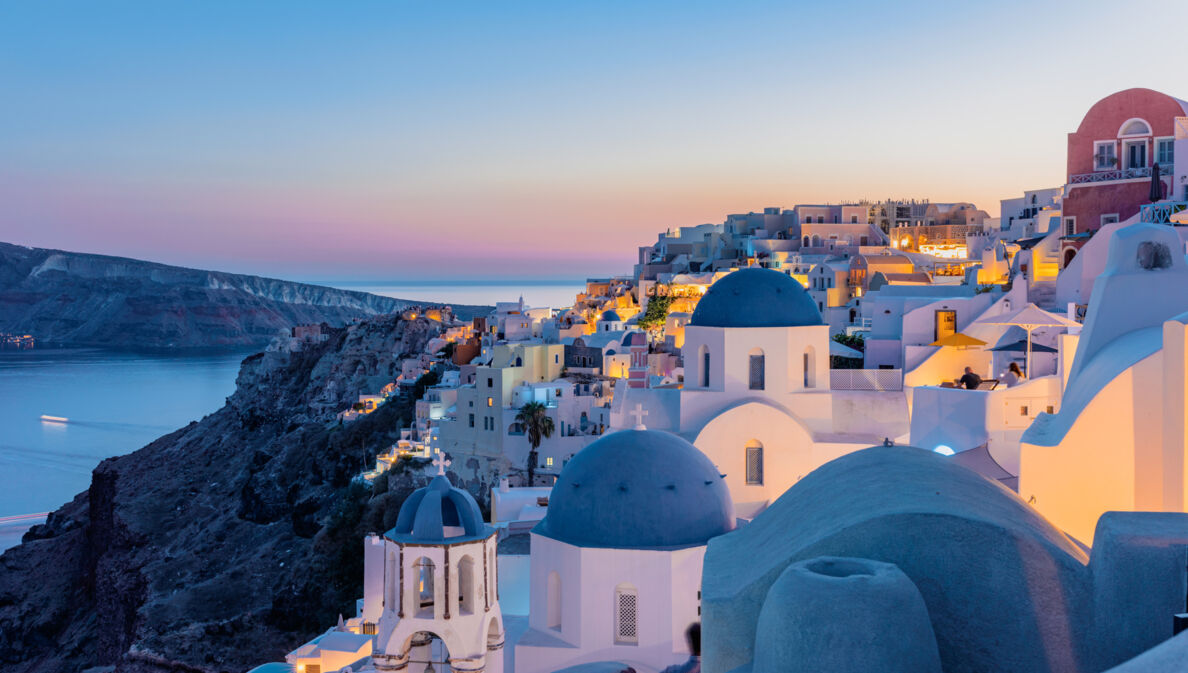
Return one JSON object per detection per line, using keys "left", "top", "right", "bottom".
{"left": 1, "top": 0, "right": 1187, "bottom": 282}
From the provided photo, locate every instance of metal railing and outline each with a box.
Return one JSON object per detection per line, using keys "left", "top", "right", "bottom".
{"left": 1139, "top": 201, "right": 1188, "bottom": 224}
{"left": 831, "top": 368, "right": 903, "bottom": 391}
{"left": 1069, "top": 164, "right": 1172, "bottom": 184}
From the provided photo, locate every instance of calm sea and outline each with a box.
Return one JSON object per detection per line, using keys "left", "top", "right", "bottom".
{"left": 0, "top": 349, "right": 248, "bottom": 550}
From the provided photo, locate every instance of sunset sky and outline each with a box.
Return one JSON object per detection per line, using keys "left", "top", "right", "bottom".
{"left": 2, "top": 1, "right": 1186, "bottom": 281}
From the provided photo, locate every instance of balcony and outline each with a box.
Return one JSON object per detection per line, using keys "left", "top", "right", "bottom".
{"left": 1069, "top": 164, "right": 1172, "bottom": 185}
{"left": 1139, "top": 201, "right": 1188, "bottom": 224}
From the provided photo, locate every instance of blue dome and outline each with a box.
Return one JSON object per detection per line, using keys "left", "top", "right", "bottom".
{"left": 535, "top": 430, "right": 735, "bottom": 549}
{"left": 691, "top": 268, "right": 822, "bottom": 328}
{"left": 601, "top": 309, "right": 623, "bottom": 322}
{"left": 387, "top": 475, "right": 493, "bottom": 544}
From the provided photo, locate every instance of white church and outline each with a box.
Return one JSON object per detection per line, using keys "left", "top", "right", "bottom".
{"left": 613, "top": 267, "right": 908, "bottom": 517}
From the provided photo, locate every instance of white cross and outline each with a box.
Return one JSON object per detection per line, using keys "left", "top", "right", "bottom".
{"left": 629, "top": 403, "right": 649, "bottom": 431}
{"left": 432, "top": 448, "right": 452, "bottom": 476}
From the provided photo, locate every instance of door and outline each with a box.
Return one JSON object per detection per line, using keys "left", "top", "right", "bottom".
{"left": 935, "top": 310, "right": 957, "bottom": 342}
{"left": 1126, "top": 140, "right": 1147, "bottom": 169}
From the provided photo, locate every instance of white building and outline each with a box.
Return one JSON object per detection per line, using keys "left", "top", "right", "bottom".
{"left": 513, "top": 429, "right": 735, "bottom": 673}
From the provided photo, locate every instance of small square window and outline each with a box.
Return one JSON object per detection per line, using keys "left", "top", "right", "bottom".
{"left": 1020, "top": 406, "right": 1029, "bottom": 416}
{"left": 1046, "top": 405, "right": 1055, "bottom": 414}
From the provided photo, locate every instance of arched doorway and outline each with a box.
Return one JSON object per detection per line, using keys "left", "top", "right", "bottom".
{"left": 1063, "top": 248, "right": 1077, "bottom": 268}
{"left": 404, "top": 631, "right": 451, "bottom": 673}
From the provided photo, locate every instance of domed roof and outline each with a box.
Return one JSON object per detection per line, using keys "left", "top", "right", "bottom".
{"left": 690, "top": 268, "right": 822, "bottom": 328}
{"left": 535, "top": 429, "right": 734, "bottom": 549}
{"left": 601, "top": 309, "right": 623, "bottom": 322}
{"left": 387, "top": 475, "right": 493, "bottom": 544}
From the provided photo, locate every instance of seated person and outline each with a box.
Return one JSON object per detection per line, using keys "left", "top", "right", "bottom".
{"left": 1001, "top": 362, "right": 1025, "bottom": 387}
{"left": 957, "top": 366, "right": 982, "bottom": 390}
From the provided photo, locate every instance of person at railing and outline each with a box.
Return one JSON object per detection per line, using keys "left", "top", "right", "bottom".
{"left": 1002, "top": 362, "right": 1025, "bottom": 387}
{"left": 956, "top": 366, "right": 982, "bottom": 390}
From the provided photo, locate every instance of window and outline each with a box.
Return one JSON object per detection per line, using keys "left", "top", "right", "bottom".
{"left": 468, "top": 413, "right": 475, "bottom": 428}
{"left": 1094, "top": 141, "right": 1116, "bottom": 170}
{"left": 1156, "top": 137, "right": 1174, "bottom": 165}
{"left": 1020, "top": 406, "right": 1029, "bottom": 416}
{"left": 1119, "top": 119, "right": 1151, "bottom": 136}
{"left": 458, "top": 555, "right": 476, "bottom": 614}
{"left": 1101, "top": 214, "right": 1119, "bottom": 227}
{"left": 1064, "top": 217, "right": 1076, "bottom": 236}
{"left": 850, "top": 215, "right": 859, "bottom": 224}
{"left": 701, "top": 347, "right": 711, "bottom": 388}
{"left": 803, "top": 346, "right": 817, "bottom": 388}
{"left": 554, "top": 354, "right": 560, "bottom": 363}
{"left": 361, "top": 622, "right": 376, "bottom": 635}
{"left": 487, "top": 397, "right": 494, "bottom": 407}
{"left": 745, "top": 440, "right": 763, "bottom": 485}
{"left": 305, "top": 666, "right": 321, "bottom": 673}
{"left": 487, "top": 377, "right": 494, "bottom": 388}
{"left": 614, "top": 584, "right": 639, "bottom": 645}
{"left": 748, "top": 350, "right": 765, "bottom": 390}
{"left": 545, "top": 456, "right": 554, "bottom": 467}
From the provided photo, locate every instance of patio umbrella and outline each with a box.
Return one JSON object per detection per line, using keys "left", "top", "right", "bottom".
{"left": 830, "top": 340, "right": 863, "bottom": 359}
{"left": 983, "top": 303, "right": 1078, "bottom": 376}
{"left": 929, "top": 332, "right": 987, "bottom": 349}
{"left": 1150, "top": 162, "right": 1163, "bottom": 202}
{"left": 989, "top": 339, "right": 1058, "bottom": 354}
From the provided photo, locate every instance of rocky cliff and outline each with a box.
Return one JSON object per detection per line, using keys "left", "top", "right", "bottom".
{"left": 0, "top": 242, "right": 484, "bottom": 349}
{"left": 0, "top": 314, "right": 505, "bottom": 673}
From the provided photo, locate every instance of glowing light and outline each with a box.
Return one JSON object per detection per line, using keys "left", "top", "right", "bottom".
{"left": 40, "top": 415, "right": 68, "bottom": 423}
{"left": 934, "top": 445, "right": 955, "bottom": 456}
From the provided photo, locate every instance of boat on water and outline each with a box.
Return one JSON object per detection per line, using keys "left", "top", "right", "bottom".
{"left": 39, "top": 415, "right": 68, "bottom": 423}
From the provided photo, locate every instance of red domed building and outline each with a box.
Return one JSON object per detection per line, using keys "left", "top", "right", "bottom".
{"left": 1061, "top": 88, "right": 1188, "bottom": 264}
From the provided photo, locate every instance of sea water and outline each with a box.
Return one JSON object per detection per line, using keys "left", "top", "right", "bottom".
{"left": 0, "top": 349, "right": 247, "bottom": 549}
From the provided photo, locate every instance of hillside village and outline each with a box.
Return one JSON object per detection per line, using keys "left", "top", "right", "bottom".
{"left": 251, "top": 88, "right": 1188, "bottom": 673}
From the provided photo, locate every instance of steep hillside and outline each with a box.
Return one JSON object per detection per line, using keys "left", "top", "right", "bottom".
{"left": 0, "top": 315, "right": 506, "bottom": 673}
{"left": 0, "top": 242, "right": 484, "bottom": 349}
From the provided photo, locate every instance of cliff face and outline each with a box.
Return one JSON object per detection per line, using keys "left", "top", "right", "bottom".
{"left": 0, "top": 314, "right": 504, "bottom": 673}
{"left": 0, "top": 242, "right": 483, "bottom": 349}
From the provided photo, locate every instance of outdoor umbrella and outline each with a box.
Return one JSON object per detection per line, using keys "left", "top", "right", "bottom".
{"left": 1150, "top": 162, "right": 1163, "bottom": 202}
{"left": 989, "top": 339, "right": 1058, "bottom": 354}
{"left": 829, "top": 340, "right": 863, "bottom": 359}
{"left": 983, "top": 303, "right": 1077, "bottom": 376}
{"left": 929, "top": 332, "right": 987, "bottom": 349}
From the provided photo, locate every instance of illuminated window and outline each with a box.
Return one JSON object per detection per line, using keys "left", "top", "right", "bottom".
{"left": 546, "top": 456, "right": 554, "bottom": 467}
{"left": 361, "top": 622, "right": 376, "bottom": 635}
{"left": 487, "top": 397, "right": 494, "bottom": 407}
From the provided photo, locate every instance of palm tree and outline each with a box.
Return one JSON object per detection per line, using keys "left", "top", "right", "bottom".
{"left": 516, "top": 401, "right": 554, "bottom": 486}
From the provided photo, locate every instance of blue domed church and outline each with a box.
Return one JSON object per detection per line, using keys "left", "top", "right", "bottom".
{"left": 514, "top": 428, "right": 734, "bottom": 673}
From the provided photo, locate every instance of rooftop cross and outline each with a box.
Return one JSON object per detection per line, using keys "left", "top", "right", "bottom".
{"left": 629, "top": 402, "right": 649, "bottom": 431}
{"left": 432, "top": 448, "right": 452, "bottom": 476}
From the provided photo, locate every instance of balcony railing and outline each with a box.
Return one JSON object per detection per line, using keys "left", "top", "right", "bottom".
{"left": 1139, "top": 201, "right": 1188, "bottom": 224}
{"left": 1069, "top": 164, "right": 1172, "bottom": 185}
{"left": 831, "top": 368, "right": 903, "bottom": 391}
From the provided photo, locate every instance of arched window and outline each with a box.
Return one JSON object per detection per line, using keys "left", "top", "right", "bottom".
{"left": 414, "top": 557, "right": 436, "bottom": 617}
{"left": 803, "top": 346, "right": 817, "bottom": 388}
{"left": 1119, "top": 118, "right": 1152, "bottom": 136}
{"left": 802, "top": 235, "right": 810, "bottom": 247}
{"left": 614, "top": 583, "right": 639, "bottom": 645}
{"left": 546, "top": 571, "right": 562, "bottom": 631}
{"left": 458, "top": 555, "right": 475, "bottom": 615}
{"left": 386, "top": 551, "right": 399, "bottom": 611}
{"left": 699, "top": 344, "right": 711, "bottom": 388}
{"left": 811, "top": 234, "right": 822, "bottom": 247}
{"left": 748, "top": 348, "right": 765, "bottom": 390}
{"left": 745, "top": 440, "right": 764, "bottom": 485}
